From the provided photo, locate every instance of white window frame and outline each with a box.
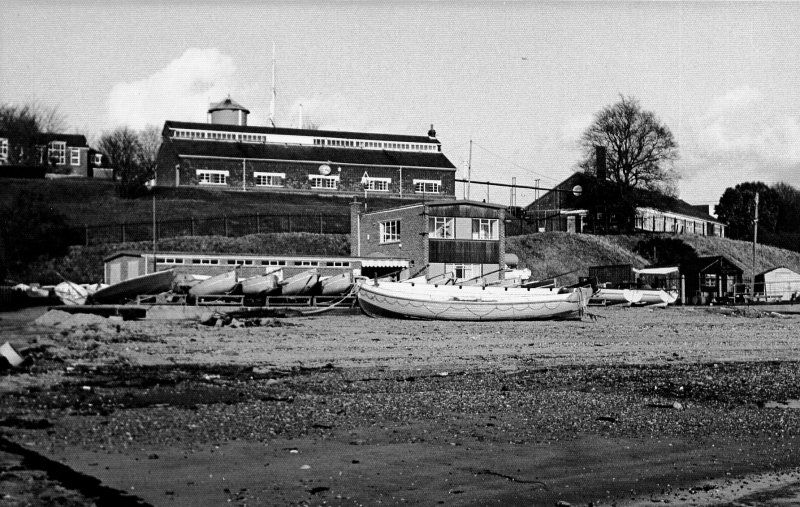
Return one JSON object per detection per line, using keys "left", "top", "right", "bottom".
{"left": 472, "top": 218, "right": 499, "bottom": 240}
{"left": 93, "top": 153, "right": 103, "bottom": 166}
{"left": 413, "top": 179, "right": 441, "bottom": 194}
{"left": 0, "top": 138, "right": 8, "bottom": 161}
{"left": 309, "top": 174, "right": 339, "bottom": 189}
{"left": 429, "top": 216, "right": 454, "bottom": 239}
{"left": 380, "top": 220, "right": 400, "bottom": 244}
{"left": 254, "top": 172, "right": 285, "bottom": 187}
{"left": 49, "top": 141, "right": 66, "bottom": 165}
{"left": 365, "top": 177, "right": 391, "bottom": 191}
{"left": 70, "top": 148, "right": 80, "bottom": 166}
{"left": 197, "top": 169, "right": 229, "bottom": 185}
{"left": 445, "top": 263, "right": 478, "bottom": 283}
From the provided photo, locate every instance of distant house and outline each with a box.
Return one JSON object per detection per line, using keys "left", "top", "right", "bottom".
{"left": 0, "top": 131, "right": 91, "bottom": 177}
{"left": 350, "top": 200, "right": 508, "bottom": 284}
{"left": 682, "top": 255, "right": 743, "bottom": 304}
{"left": 155, "top": 97, "right": 457, "bottom": 199}
{"left": 524, "top": 172, "right": 726, "bottom": 238}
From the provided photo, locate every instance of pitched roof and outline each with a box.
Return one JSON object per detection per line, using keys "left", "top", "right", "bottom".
{"left": 168, "top": 138, "right": 456, "bottom": 169}
{"left": 163, "top": 121, "right": 441, "bottom": 145}
{"left": 36, "top": 133, "right": 88, "bottom": 147}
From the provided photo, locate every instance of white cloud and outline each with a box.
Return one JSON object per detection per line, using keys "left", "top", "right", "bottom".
{"left": 678, "top": 85, "right": 800, "bottom": 203}
{"left": 106, "top": 48, "right": 237, "bottom": 130}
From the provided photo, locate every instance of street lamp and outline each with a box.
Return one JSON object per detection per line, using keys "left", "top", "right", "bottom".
{"left": 360, "top": 171, "right": 369, "bottom": 210}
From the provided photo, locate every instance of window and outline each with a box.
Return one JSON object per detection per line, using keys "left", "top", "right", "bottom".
{"left": 70, "top": 148, "right": 80, "bottom": 166}
{"left": 429, "top": 217, "right": 454, "bottom": 238}
{"left": 413, "top": 179, "right": 441, "bottom": 194}
{"left": 93, "top": 153, "right": 103, "bottom": 166}
{"left": 261, "top": 260, "right": 286, "bottom": 266}
{"left": 380, "top": 220, "right": 400, "bottom": 243}
{"left": 472, "top": 219, "right": 498, "bottom": 240}
{"left": 309, "top": 175, "right": 339, "bottom": 189}
{"left": 0, "top": 138, "right": 8, "bottom": 161}
{"left": 197, "top": 169, "right": 229, "bottom": 185}
{"left": 365, "top": 177, "right": 390, "bottom": 191}
{"left": 49, "top": 141, "right": 66, "bottom": 165}
{"left": 294, "top": 260, "right": 318, "bottom": 266}
{"left": 254, "top": 172, "right": 285, "bottom": 187}
{"left": 445, "top": 263, "right": 477, "bottom": 283}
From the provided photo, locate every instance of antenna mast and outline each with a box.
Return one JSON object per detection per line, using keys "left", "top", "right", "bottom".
{"left": 467, "top": 139, "right": 472, "bottom": 201}
{"left": 269, "top": 43, "right": 276, "bottom": 127}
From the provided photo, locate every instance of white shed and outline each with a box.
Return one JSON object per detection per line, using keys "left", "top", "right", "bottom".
{"left": 755, "top": 267, "right": 800, "bottom": 302}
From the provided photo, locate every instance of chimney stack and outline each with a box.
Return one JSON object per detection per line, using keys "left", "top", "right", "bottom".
{"left": 595, "top": 145, "right": 607, "bottom": 180}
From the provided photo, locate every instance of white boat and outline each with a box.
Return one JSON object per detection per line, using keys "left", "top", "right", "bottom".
{"left": 356, "top": 279, "right": 589, "bottom": 321}
{"left": 189, "top": 270, "right": 238, "bottom": 297}
{"left": 54, "top": 281, "right": 89, "bottom": 306}
{"left": 319, "top": 271, "right": 354, "bottom": 296}
{"left": 595, "top": 288, "right": 677, "bottom": 306}
{"left": 90, "top": 270, "right": 175, "bottom": 304}
{"left": 241, "top": 270, "right": 282, "bottom": 296}
{"left": 280, "top": 269, "right": 319, "bottom": 296}
{"left": 401, "top": 275, "right": 428, "bottom": 284}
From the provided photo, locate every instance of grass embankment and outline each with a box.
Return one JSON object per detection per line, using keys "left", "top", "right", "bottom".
{"left": 0, "top": 178, "right": 401, "bottom": 227}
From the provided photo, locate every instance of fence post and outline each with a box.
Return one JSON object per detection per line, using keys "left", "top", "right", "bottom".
{"left": 191, "top": 217, "right": 195, "bottom": 236}
{"left": 256, "top": 213, "right": 260, "bottom": 234}
{"left": 319, "top": 213, "right": 323, "bottom": 234}
{"left": 85, "top": 224, "right": 89, "bottom": 246}
{"left": 288, "top": 215, "right": 292, "bottom": 233}
{"left": 224, "top": 216, "right": 228, "bottom": 236}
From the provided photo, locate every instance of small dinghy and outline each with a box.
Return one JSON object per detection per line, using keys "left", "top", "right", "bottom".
{"left": 189, "top": 270, "right": 238, "bottom": 297}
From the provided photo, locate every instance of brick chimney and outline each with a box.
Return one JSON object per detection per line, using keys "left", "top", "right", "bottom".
{"left": 595, "top": 146, "right": 607, "bottom": 180}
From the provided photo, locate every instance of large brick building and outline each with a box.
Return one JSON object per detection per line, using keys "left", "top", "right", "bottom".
{"left": 350, "top": 200, "right": 508, "bottom": 283}
{"left": 0, "top": 131, "right": 97, "bottom": 177}
{"left": 155, "top": 97, "right": 457, "bottom": 199}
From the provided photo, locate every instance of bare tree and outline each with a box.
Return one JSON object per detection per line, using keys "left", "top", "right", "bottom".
{"left": 98, "top": 127, "right": 148, "bottom": 198}
{"left": 579, "top": 96, "right": 679, "bottom": 196}
{"left": 138, "top": 124, "right": 162, "bottom": 177}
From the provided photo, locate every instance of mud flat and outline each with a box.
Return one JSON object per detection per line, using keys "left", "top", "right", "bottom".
{"left": 2, "top": 305, "right": 800, "bottom": 506}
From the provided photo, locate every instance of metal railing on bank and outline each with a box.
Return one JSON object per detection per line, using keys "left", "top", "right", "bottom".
{"left": 67, "top": 213, "right": 351, "bottom": 247}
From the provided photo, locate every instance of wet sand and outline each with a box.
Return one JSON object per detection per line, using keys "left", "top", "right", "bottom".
{"left": 2, "top": 305, "right": 800, "bottom": 506}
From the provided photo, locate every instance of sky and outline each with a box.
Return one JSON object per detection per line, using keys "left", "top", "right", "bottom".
{"left": 2, "top": 1, "right": 800, "bottom": 210}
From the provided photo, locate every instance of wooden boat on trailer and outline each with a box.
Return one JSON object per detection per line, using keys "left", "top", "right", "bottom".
{"left": 595, "top": 288, "right": 677, "bottom": 306}
{"left": 189, "top": 270, "right": 238, "bottom": 297}
{"left": 356, "top": 279, "right": 590, "bottom": 321}
{"left": 241, "top": 268, "right": 283, "bottom": 296}
{"left": 319, "top": 271, "right": 354, "bottom": 296}
{"left": 89, "top": 270, "right": 175, "bottom": 304}
{"left": 279, "top": 269, "right": 319, "bottom": 296}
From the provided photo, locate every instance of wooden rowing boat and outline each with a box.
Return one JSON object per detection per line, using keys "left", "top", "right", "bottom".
{"left": 319, "top": 271, "right": 354, "bottom": 296}
{"left": 279, "top": 269, "right": 319, "bottom": 296}
{"left": 90, "top": 269, "right": 175, "bottom": 304}
{"left": 356, "top": 279, "right": 589, "bottom": 321}
{"left": 188, "top": 270, "right": 238, "bottom": 297}
{"left": 241, "top": 269, "right": 282, "bottom": 296}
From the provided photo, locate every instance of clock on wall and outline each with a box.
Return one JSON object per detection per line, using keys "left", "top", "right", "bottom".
{"left": 319, "top": 164, "right": 331, "bottom": 175}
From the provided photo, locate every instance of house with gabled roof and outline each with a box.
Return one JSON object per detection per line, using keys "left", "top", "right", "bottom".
{"left": 523, "top": 172, "right": 726, "bottom": 238}
{"left": 0, "top": 131, "right": 92, "bottom": 177}
{"left": 154, "top": 97, "right": 457, "bottom": 199}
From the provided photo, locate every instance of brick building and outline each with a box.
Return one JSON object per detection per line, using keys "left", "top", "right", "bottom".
{"left": 525, "top": 172, "right": 726, "bottom": 237}
{"left": 154, "top": 97, "right": 457, "bottom": 199}
{"left": 350, "top": 200, "right": 508, "bottom": 283}
{"left": 0, "top": 131, "right": 93, "bottom": 177}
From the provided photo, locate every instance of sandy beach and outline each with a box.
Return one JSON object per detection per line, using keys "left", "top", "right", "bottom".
{"left": 2, "top": 305, "right": 800, "bottom": 506}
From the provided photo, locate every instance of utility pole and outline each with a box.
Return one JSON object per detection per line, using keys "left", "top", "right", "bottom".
{"left": 752, "top": 191, "right": 759, "bottom": 295}
{"left": 466, "top": 139, "right": 472, "bottom": 201}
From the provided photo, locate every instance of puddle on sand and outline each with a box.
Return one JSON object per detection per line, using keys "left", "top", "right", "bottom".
{"left": 765, "top": 400, "right": 800, "bottom": 409}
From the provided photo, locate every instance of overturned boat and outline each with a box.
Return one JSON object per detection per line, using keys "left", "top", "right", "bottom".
{"left": 319, "top": 271, "right": 354, "bottom": 296}
{"left": 356, "top": 279, "right": 590, "bottom": 321}
{"left": 90, "top": 269, "right": 175, "bottom": 304}
{"left": 188, "top": 270, "right": 238, "bottom": 297}
{"left": 280, "top": 269, "right": 319, "bottom": 296}
{"left": 241, "top": 268, "right": 283, "bottom": 297}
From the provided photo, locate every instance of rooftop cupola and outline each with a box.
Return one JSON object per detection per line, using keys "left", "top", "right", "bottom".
{"left": 208, "top": 95, "right": 250, "bottom": 126}
{"left": 427, "top": 124, "right": 437, "bottom": 139}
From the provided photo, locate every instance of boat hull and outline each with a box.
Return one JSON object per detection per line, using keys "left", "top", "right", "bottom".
{"left": 241, "top": 273, "right": 280, "bottom": 296}
{"left": 320, "top": 272, "right": 354, "bottom": 296}
{"left": 280, "top": 270, "right": 319, "bottom": 296}
{"left": 189, "top": 271, "right": 238, "bottom": 297}
{"left": 91, "top": 270, "right": 175, "bottom": 304}
{"left": 357, "top": 281, "right": 586, "bottom": 321}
